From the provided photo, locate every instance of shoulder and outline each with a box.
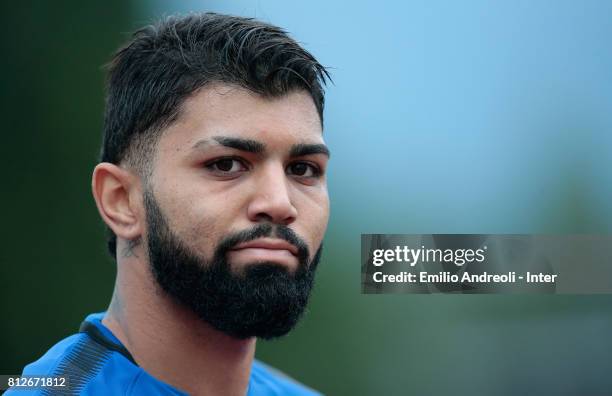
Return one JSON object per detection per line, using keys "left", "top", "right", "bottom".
{"left": 6, "top": 332, "right": 140, "bottom": 396}
{"left": 248, "top": 360, "right": 322, "bottom": 396}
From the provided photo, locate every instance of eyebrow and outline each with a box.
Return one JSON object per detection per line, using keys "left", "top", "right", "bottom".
{"left": 212, "top": 136, "right": 265, "bottom": 153}
{"left": 192, "top": 136, "right": 330, "bottom": 158}
{"left": 289, "top": 143, "right": 330, "bottom": 158}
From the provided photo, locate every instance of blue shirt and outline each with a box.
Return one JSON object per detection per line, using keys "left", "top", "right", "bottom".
{"left": 7, "top": 312, "right": 321, "bottom": 395}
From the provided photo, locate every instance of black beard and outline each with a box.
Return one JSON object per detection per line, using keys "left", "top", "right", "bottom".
{"left": 143, "top": 188, "right": 322, "bottom": 340}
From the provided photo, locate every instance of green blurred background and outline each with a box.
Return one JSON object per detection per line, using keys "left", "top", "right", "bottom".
{"left": 2, "top": 1, "right": 612, "bottom": 395}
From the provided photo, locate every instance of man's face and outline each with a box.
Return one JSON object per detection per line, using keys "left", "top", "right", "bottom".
{"left": 142, "top": 84, "right": 329, "bottom": 339}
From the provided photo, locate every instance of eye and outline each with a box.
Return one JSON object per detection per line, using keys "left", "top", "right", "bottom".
{"left": 205, "top": 157, "right": 248, "bottom": 174}
{"left": 287, "top": 162, "right": 321, "bottom": 178}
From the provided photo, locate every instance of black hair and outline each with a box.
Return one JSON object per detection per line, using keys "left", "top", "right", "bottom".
{"left": 100, "top": 12, "right": 330, "bottom": 259}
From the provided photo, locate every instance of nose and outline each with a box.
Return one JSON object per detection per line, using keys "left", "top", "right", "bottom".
{"left": 247, "top": 163, "right": 297, "bottom": 225}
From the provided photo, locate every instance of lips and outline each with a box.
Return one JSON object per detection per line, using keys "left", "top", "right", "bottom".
{"left": 230, "top": 238, "right": 298, "bottom": 256}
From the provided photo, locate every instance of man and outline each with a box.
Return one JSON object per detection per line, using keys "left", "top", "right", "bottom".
{"left": 10, "top": 12, "right": 330, "bottom": 395}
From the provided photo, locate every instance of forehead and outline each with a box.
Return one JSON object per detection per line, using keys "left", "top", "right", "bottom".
{"left": 158, "top": 84, "right": 324, "bottom": 153}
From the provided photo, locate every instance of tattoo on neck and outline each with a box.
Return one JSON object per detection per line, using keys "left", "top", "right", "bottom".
{"left": 122, "top": 237, "right": 142, "bottom": 258}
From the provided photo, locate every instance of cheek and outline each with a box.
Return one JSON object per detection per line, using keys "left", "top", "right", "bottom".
{"left": 162, "top": 198, "right": 231, "bottom": 258}
{"left": 154, "top": 172, "right": 254, "bottom": 255}
{"left": 185, "top": 215, "right": 217, "bottom": 255}
{"left": 298, "top": 191, "right": 330, "bottom": 248}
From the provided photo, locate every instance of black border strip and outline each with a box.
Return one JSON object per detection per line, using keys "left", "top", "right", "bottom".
{"left": 79, "top": 321, "right": 137, "bottom": 366}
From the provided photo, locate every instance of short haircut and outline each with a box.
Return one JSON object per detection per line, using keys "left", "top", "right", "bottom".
{"left": 100, "top": 12, "right": 330, "bottom": 259}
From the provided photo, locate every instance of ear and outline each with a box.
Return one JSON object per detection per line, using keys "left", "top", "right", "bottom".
{"left": 91, "top": 163, "right": 143, "bottom": 242}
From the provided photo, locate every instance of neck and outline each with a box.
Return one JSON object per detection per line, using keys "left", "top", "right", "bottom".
{"left": 102, "top": 253, "right": 256, "bottom": 396}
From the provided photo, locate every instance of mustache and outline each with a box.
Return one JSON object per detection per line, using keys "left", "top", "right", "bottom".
{"left": 214, "top": 224, "right": 310, "bottom": 264}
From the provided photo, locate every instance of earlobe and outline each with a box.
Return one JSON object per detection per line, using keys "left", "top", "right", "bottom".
{"left": 91, "top": 163, "right": 143, "bottom": 241}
